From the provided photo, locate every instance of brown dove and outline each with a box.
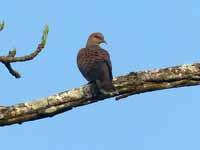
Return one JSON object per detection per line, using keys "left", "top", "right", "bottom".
{"left": 77, "top": 32, "right": 117, "bottom": 95}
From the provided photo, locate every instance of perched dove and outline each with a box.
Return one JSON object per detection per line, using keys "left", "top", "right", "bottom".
{"left": 77, "top": 32, "right": 117, "bottom": 95}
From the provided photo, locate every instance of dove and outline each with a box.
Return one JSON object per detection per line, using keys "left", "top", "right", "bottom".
{"left": 77, "top": 32, "right": 117, "bottom": 95}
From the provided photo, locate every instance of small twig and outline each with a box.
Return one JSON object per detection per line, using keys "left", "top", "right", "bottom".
{"left": 0, "top": 24, "right": 49, "bottom": 78}
{"left": 3, "top": 63, "right": 21, "bottom": 78}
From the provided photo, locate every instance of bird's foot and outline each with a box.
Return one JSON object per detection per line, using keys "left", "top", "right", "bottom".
{"left": 88, "top": 81, "right": 101, "bottom": 98}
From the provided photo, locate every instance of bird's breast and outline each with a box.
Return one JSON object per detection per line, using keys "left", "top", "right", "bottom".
{"left": 78, "top": 50, "right": 103, "bottom": 65}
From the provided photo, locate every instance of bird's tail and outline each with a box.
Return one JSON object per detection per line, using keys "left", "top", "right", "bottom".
{"left": 96, "top": 80, "right": 118, "bottom": 95}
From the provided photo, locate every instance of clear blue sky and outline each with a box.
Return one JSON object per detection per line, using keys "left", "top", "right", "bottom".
{"left": 1, "top": 0, "right": 200, "bottom": 149}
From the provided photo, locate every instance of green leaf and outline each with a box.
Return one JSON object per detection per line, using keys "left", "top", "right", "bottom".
{"left": 0, "top": 21, "right": 5, "bottom": 31}
{"left": 9, "top": 48, "right": 17, "bottom": 57}
{"left": 41, "top": 25, "right": 49, "bottom": 46}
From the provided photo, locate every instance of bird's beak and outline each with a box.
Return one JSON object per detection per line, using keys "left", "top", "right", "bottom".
{"left": 102, "top": 40, "right": 107, "bottom": 44}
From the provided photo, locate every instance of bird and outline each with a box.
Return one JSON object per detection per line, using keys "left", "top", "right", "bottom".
{"left": 77, "top": 32, "right": 117, "bottom": 95}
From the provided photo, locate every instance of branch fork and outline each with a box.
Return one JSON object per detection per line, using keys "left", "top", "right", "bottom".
{"left": 0, "top": 22, "right": 49, "bottom": 78}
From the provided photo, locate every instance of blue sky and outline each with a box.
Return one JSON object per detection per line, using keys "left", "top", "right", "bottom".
{"left": 1, "top": 0, "right": 200, "bottom": 150}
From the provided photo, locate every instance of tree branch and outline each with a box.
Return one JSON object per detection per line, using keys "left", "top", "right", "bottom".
{"left": 0, "top": 24, "right": 49, "bottom": 78}
{"left": 0, "top": 62, "right": 200, "bottom": 127}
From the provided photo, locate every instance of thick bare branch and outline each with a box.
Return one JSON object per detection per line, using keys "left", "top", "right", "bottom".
{"left": 0, "top": 24, "right": 49, "bottom": 78}
{"left": 0, "top": 62, "right": 200, "bottom": 127}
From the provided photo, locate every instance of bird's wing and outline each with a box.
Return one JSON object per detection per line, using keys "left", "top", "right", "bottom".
{"left": 98, "top": 48, "right": 113, "bottom": 79}
{"left": 77, "top": 48, "right": 102, "bottom": 81}
{"left": 77, "top": 48, "right": 113, "bottom": 81}
{"left": 77, "top": 48, "right": 90, "bottom": 78}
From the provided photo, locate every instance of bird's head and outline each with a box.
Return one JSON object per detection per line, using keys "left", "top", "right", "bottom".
{"left": 86, "top": 32, "right": 107, "bottom": 47}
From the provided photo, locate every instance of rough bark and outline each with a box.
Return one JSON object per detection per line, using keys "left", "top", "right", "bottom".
{"left": 0, "top": 62, "right": 200, "bottom": 127}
